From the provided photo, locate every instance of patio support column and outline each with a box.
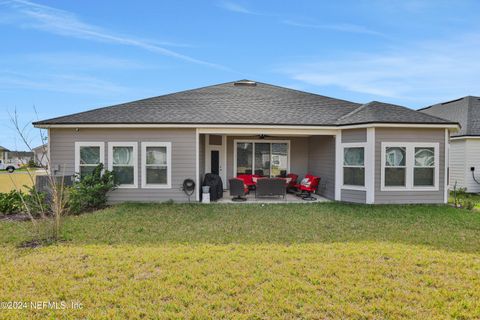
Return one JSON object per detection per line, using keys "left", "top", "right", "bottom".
{"left": 444, "top": 128, "right": 449, "bottom": 204}
{"left": 195, "top": 129, "right": 200, "bottom": 202}
{"left": 335, "top": 130, "right": 342, "bottom": 201}
{"left": 365, "top": 127, "right": 375, "bottom": 204}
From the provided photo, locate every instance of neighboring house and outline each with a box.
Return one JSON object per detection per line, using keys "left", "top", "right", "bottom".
{"left": 0, "top": 148, "right": 34, "bottom": 166}
{"left": 0, "top": 146, "right": 9, "bottom": 163}
{"left": 33, "top": 80, "right": 459, "bottom": 204}
{"left": 32, "top": 144, "right": 48, "bottom": 168}
{"left": 420, "top": 96, "right": 480, "bottom": 193}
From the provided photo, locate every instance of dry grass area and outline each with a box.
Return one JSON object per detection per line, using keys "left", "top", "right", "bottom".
{"left": 0, "top": 171, "right": 38, "bottom": 192}
{"left": 0, "top": 203, "right": 479, "bottom": 319}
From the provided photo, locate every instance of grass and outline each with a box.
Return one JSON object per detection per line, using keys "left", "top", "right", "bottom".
{"left": 0, "top": 171, "right": 38, "bottom": 193}
{"left": 1, "top": 202, "right": 480, "bottom": 319}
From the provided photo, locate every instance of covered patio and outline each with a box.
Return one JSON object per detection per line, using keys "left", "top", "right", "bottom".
{"left": 218, "top": 190, "right": 330, "bottom": 203}
{"left": 197, "top": 127, "right": 339, "bottom": 203}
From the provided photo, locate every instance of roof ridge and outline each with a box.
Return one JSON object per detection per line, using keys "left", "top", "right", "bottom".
{"left": 336, "top": 101, "right": 374, "bottom": 123}
{"left": 33, "top": 80, "right": 242, "bottom": 125}
{"left": 253, "top": 80, "right": 361, "bottom": 106}
{"left": 418, "top": 96, "right": 473, "bottom": 111}
{"left": 466, "top": 96, "right": 475, "bottom": 134}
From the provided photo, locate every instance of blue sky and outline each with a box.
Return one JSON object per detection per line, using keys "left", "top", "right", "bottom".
{"left": 1, "top": 0, "right": 479, "bottom": 150}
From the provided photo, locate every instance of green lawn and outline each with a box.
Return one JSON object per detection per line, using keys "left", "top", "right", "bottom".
{"left": 1, "top": 203, "right": 480, "bottom": 319}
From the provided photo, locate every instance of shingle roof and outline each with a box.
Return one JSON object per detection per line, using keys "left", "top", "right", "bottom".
{"left": 34, "top": 80, "right": 457, "bottom": 127}
{"left": 419, "top": 96, "right": 480, "bottom": 137}
{"left": 336, "top": 101, "right": 454, "bottom": 125}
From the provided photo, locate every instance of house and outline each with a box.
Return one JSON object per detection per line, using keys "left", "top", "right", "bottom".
{"left": 32, "top": 144, "right": 48, "bottom": 168}
{"left": 0, "top": 146, "right": 9, "bottom": 163}
{"left": 420, "top": 96, "right": 480, "bottom": 193}
{"left": 33, "top": 80, "right": 459, "bottom": 204}
{"left": 0, "top": 146, "right": 34, "bottom": 166}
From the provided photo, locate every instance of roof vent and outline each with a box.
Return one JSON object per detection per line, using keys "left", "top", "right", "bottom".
{"left": 234, "top": 80, "right": 257, "bottom": 86}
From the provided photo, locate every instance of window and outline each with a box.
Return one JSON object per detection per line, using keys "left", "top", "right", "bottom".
{"left": 234, "top": 140, "right": 289, "bottom": 177}
{"left": 75, "top": 142, "right": 104, "bottom": 179}
{"left": 414, "top": 147, "right": 435, "bottom": 186}
{"left": 343, "top": 147, "right": 365, "bottom": 186}
{"left": 381, "top": 143, "right": 439, "bottom": 191}
{"left": 108, "top": 142, "right": 138, "bottom": 188}
{"left": 141, "top": 142, "right": 171, "bottom": 188}
{"left": 385, "top": 147, "right": 406, "bottom": 187}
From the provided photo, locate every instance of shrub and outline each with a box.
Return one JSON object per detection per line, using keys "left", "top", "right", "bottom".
{"left": 23, "top": 186, "right": 48, "bottom": 216}
{"left": 0, "top": 190, "right": 23, "bottom": 215}
{"left": 454, "top": 187, "right": 479, "bottom": 211}
{"left": 0, "top": 188, "right": 47, "bottom": 216}
{"left": 27, "top": 159, "right": 37, "bottom": 168}
{"left": 68, "top": 164, "right": 117, "bottom": 214}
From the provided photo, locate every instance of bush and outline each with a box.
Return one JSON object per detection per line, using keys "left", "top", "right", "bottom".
{"left": 68, "top": 164, "right": 117, "bottom": 214}
{"left": 454, "top": 187, "right": 479, "bottom": 211}
{"left": 27, "top": 159, "right": 37, "bottom": 168}
{"left": 0, "top": 190, "right": 23, "bottom": 215}
{"left": 0, "top": 188, "right": 47, "bottom": 216}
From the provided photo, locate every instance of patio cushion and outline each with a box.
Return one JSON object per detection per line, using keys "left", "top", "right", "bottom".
{"left": 300, "top": 178, "right": 311, "bottom": 187}
{"left": 300, "top": 175, "right": 320, "bottom": 192}
{"left": 237, "top": 174, "right": 261, "bottom": 187}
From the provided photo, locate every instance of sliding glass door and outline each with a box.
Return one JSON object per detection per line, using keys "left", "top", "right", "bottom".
{"left": 236, "top": 142, "right": 253, "bottom": 174}
{"left": 235, "top": 140, "right": 289, "bottom": 177}
{"left": 254, "top": 143, "right": 270, "bottom": 176}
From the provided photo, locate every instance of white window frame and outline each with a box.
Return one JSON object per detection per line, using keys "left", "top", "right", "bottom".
{"left": 342, "top": 143, "right": 366, "bottom": 191}
{"left": 381, "top": 142, "right": 439, "bottom": 191}
{"left": 74, "top": 142, "right": 104, "bottom": 177}
{"left": 108, "top": 142, "right": 138, "bottom": 189}
{"left": 141, "top": 142, "right": 172, "bottom": 189}
{"left": 233, "top": 139, "right": 290, "bottom": 177}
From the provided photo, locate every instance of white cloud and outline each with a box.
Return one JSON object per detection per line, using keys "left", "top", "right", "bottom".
{"left": 217, "top": 1, "right": 257, "bottom": 15}
{"left": 282, "top": 20, "right": 384, "bottom": 36}
{"left": 22, "top": 52, "right": 150, "bottom": 69}
{"left": 279, "top": 33, "right": 480, "bottom": 106}
{"left": 0, "top": 70, "right": 128, "bottom": 95}
{"left": 0, "top": 0, "right": 228, "bottom": 70}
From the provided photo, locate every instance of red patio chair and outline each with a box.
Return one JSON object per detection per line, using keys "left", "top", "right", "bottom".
{"left": 286, "top": 173, "right": 299, "bottom": 193}
{"left": 299, "top": 175, "right": 321, "bottom": 201}
{"left": 294, "top": 174, "right": 314, "bottom": 190}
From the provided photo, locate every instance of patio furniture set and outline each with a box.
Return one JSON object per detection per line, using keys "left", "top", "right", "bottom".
{"left": 229, "top": 173, "right": 321, "bottom": 202}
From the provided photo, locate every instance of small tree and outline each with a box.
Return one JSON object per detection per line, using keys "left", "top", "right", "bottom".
{"left": 9, "top": 108, "right": 68, "bottom": 243}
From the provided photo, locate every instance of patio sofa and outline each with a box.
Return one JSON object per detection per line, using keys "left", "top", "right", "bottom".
{"left": 255, "top": 178, "right": 286, "bottom": 199}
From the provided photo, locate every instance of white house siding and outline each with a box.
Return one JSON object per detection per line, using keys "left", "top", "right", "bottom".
{"left": 449, "top": 139, "right": 466, "bottom": 190}
{"left": 464, "top": 139, "right": 480, "bottom": 193}
{"left": 49, "top": 128, "right": 197, "bottom": 203}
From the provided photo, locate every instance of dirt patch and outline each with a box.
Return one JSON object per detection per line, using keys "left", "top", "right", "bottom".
{"left": 18, "top": 239, "right": 43, "bottom": 249}
{"left": 0, "top": 213, "right": 31, "bottom": 222}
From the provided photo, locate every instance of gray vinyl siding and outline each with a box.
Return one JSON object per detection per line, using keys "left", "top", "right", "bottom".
{"left": 342, "top": 129, "right": 367, "bottom": 143}
{"left": 49, "top": 128, "right": 197, "bottom": 203}
{"left": 226, "top": 136, "right": 310, "bottom": 183}
{"left": 307, "top": 135, "right": 335, "bottom": 199}
{"left": 341, "top": 189, "right": 366, "bottom": 203}
{"left": 374, "top": 128, "right": 445, "bottom": 204}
